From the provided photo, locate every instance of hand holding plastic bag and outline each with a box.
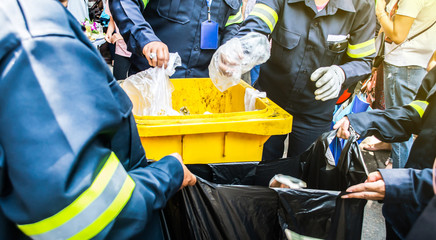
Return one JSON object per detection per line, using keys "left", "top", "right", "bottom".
{"left": 121, "top": 53, "right": 181, "bottom": 116}
{"left": 209, "top": 32, "right": 270, "bottom": 92}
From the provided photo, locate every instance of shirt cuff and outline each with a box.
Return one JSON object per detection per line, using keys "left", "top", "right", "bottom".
{"left": 379, "top": 169, "right": 415, "bottom": 204}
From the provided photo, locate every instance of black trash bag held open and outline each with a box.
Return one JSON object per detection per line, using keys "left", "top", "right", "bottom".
{"left": 301, "top": 130, "right": 369, "bottom": 190}
{"left": 162, "top": 130, "right": 368, "bottom": 240}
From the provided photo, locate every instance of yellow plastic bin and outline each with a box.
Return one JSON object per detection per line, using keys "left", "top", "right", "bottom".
{"left": 134, "top": 78, "right": 293, "bottom": 164}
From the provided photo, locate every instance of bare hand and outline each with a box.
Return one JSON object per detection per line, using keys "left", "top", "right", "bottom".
{"left": 105, "top": 32, "right": 113, "bottom": 43}
{"left": 111, "top": 33, "right": 124, "bottom": 44}
{"left": 342, "top": 171, "right": 385, "bottom": 200}
{"left": 333, "top": 117, "right": 351, "bottom": 139}
{"left": 170, "top": 153, "right": 197, "bottom": 189}
{"left": 142, "top": 41, "right": 169, "bottom": 68}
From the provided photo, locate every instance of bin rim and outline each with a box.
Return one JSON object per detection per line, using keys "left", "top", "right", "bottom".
{"left": 135, "top": 79, "right": 293, "bottom": 136}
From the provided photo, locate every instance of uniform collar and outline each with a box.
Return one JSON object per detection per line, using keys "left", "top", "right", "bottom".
{"left": 287, "top": 0, "right": 356, "bottom": 13}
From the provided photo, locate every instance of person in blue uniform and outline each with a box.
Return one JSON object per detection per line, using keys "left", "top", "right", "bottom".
{"left": 0, "top": 1, "right": 196, "bottom": 239}
{"left": 212, "top": 0, "right": 376, "bottom": 159}
{"left": 109, "top": 0, "right": 243, "bottom": 78}
{"left": 334, "top": 67, "right": 436, "bottom": 239}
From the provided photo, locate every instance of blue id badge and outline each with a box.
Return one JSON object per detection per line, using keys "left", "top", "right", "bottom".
{"left": 200, "top": 20, "right": 219, "bottom": 49}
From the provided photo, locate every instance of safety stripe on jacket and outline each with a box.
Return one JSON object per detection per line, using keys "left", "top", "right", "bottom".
{"left": 346, "top": 38, "right": 376, "bottom": 58}
{"left": 17, "top": 152, "right": 135, "bottom": 240}
{"left": 225, "top": 7, "right": 243, "bottom": 27}
{"left": 248, "top": 3, "right": 278, "bottom": 32}
{"left": 409, "top": 100, "right": 429, "bottom": 118}
{"left": 142, "top": 0, "right": 149, "bottom": 8}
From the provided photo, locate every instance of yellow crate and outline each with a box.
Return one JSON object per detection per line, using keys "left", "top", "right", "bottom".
{"left": 134, "top": 78, "right": 293, "bottom": 164}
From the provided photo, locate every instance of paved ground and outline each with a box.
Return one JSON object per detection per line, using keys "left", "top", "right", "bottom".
{"left": 359, "top": 137, "right": 391, "bottom": 240}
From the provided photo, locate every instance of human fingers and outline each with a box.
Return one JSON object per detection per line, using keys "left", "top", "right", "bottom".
{"left": 334, "top": 117, "right": 350, "bottom": 139}
{"left": 142, "top": 42, "right": 165, "bottom": 67}
{"left": 315, "top": 83, "right": 337, "bottom": 101}
{"left": 333, "top": 117, "right": 347, "bottom": 130}
{"left": 314, "top": 70, "right": 334, "bottom": 89}
{"left": 366, "top": 171, "right": 383, "bottom": 182}
{"left": 150, "top": 46, "right": 158, "bottom": 67}
{"left": 269, "top": 179, "right": 282, "bottom": 188}
{"left": 169, "top": 153, "right": 197, "bottom": 189}
{"left": 310, "top": 67, "right": 328, "bottom": 82}
{"left": 105, "top": 33, "right": 112, "bottom": 43}
{"left": 218, "top": 54, "right": 236, "bottom": 77}
{"left": 180, "top": 164, "right": 197, "bottom": 189}
{"left": 341, "top": 191, "right": 385, "bottom": 201}
{"left": 343, "top": 180, "right": 385, "bottom": 200}
{"left": 156, "top": 45, "right": 169, "bottom": 68}
{"left": 142, "top": 44, "right": 153, "bottom": 66}
{"left": 162, "top": 45, "right": 169, "bottom": 68}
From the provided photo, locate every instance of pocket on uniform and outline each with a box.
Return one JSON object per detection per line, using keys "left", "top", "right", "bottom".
{"left": 322, "top": 39, "right": 348, "bottom": 66}
{"left": 270, "top": 28, "right": 300, "bottom": 72}
{"left": 274, "top": 27, "right": 300, "bottom": 50}
{"left": 157, "top": 0, "right": 192, "bottom": 24}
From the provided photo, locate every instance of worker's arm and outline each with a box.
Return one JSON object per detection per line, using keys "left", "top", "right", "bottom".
{"left": 338, "top": 0, "right": 376, "bottom": 88}
{"left": 221, "top": 4, "right": 244, "bottom": 44}
{"left": 427, "top": 50, "right": 436, "bottom": 72}
{"left": 343, "top": 168, "right": 434, "bottom": 207}
{"left": 0, "top": 3, "right": 192, "bottom": 239}
{"left": 109, "top": 0, "right": 168, "bottom": 67}
{"left": 335, "top": 68, "right": 436, "bottom": 141}
{"left": 375, "top": 0, "right": 416, "bottom": 44}
{"left": 335, "top": 101, "right": 426, "bottom": 143}
{"left": 237, "top": 0, "right": 283, "bottom": 37}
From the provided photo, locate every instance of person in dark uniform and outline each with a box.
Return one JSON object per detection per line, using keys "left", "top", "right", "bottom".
{"left": 109, "top": 0, "right": 243, "bottom": 77}
{"left": 0, "top": 1, "right": 196, "bottom": 239}
{"left": 334, "top": 67, "right": 436, "bottom": 239}
{"left": 213, "top": 0, "right": 376, "bottom": 159}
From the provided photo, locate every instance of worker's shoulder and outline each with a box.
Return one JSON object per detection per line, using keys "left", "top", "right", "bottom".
{"left": 1, "top": 0, "right": 76, "bottom": 42}
{"left": 351, "top": 0, "right": 374, "bottom": 9}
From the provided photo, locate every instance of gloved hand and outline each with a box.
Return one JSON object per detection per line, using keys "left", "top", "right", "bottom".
{"left": 209, "top": 32, "right": 270, "bottom": 92}
{"left": 310, "top": 65, "right": 345, "bottom": 101}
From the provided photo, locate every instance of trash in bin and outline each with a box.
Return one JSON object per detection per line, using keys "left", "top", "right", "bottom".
{"left": 135, "top": 78, "right": 292, "bottom": 164}
{"left": 162, "top": 130, "right": 368, "bottom": 240}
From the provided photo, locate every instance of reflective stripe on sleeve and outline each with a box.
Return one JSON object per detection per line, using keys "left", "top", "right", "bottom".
{"left": 17, "top": 152, "right": 135, "bottom": 240}
{"left": 248, "top": 3, "right": 278, "bottom": 32}
{"left": 225, "top": 7, "right": 243, "bottom": 27}
{"left": 142, "top": 0, "right": 149, "bottom": 8}
{"left": 346, "top": 38, "right": 376, "bottom": 58}
{"left": 408, "top": 100, "right": 428, "bottom": 118}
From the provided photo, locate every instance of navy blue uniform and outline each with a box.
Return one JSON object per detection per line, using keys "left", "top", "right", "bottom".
{"left": 0, "top": 1, "right": 184, "bottom": 239}
{"left": 348, "top": 67, "right": 436, "bottom": 169}
{"left": 237, "top": 0, "right": 376, "bottom": 158}
{"left": 109, "top": 0, "right": 243, "bottom": 78}
{"left": 347, "top": 67, "right": 436, "bottom": 238}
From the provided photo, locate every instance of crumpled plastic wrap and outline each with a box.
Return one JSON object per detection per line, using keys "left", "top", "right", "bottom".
{"left": 209, "top": 32, "right": 270, "bottom": 92}
{"left": 121, "top": 53, "right": 181, "bottom": 116}
{"left": 244, "top": 88, "right": 266, "bottom": 111}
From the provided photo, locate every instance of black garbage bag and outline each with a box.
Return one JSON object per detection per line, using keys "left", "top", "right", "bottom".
{"left": 162, "top": 130, "right": 368, "bottom": 240}
{"left": 300, "top": 130, "right": 369, "bottom": 190}
{"left": 163, "top": 178, "right": 281, "bottom": 240}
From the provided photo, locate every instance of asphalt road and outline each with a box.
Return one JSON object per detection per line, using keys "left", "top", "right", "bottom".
{"left": 359, "top": 137, "right": 391, "bottom": 240}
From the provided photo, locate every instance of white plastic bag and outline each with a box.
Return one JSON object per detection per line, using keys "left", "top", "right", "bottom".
{"left": 122, "top": 53, "right": 181, "bottom": 116}
{"left": 244, "top": 88, "right": 266, "bottom": 111}
{"left": 209, "top": 32, "right": 270, "bottom": 92}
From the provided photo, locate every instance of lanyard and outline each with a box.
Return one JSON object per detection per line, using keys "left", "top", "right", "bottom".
{"left": 206, "top": 0, "right": 212, "bottom": 21}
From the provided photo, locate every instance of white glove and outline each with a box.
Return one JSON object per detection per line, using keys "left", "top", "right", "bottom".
{"left": 310, "top": 65, "right": 345, "bottom": 101}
